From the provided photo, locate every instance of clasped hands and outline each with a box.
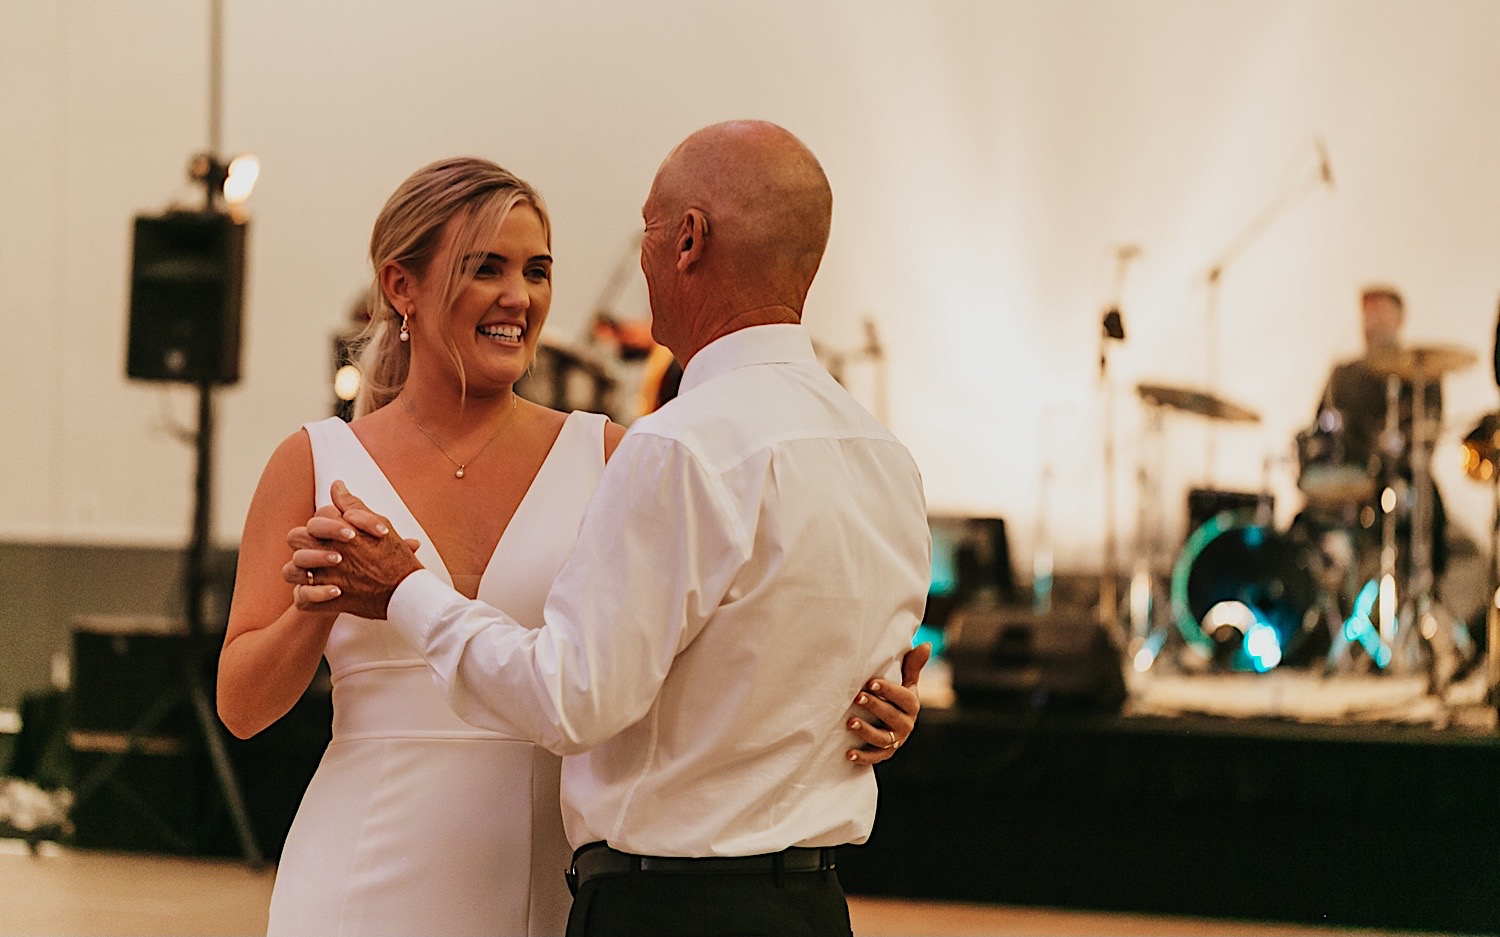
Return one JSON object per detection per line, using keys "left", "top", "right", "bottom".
{"left": 283, "top": 480, "right": 928, "bottom": 765}
{"left": 282, "top": 480, "right": 422, "bottom": 619}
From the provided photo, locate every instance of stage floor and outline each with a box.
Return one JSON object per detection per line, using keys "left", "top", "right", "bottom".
{"left": 846, "top": 664, "right": 1500, "bottom": 935}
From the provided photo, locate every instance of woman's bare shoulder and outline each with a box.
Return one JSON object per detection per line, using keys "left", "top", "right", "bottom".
{"left": 603, "top": 420, "right": 627, "bottom": 460}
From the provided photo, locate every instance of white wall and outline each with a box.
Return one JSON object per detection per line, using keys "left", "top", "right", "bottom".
{"left": 4, "top": 0, "right": 1497, "bottom": 576}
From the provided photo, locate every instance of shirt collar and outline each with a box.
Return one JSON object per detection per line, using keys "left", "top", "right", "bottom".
{"left": 677, "top": 324, "right": 818, "bottom": 397}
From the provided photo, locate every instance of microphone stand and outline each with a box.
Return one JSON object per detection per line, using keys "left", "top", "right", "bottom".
{"left": 1099, "top": 246, "right": 1137, "bottom": 644}
{"left": 1199, "top": 139, "right": 1332, "bottom": 484}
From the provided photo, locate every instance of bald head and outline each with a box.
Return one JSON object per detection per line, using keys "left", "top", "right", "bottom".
{"left": 651, "top": 120, "right": 833, "bottom": 298}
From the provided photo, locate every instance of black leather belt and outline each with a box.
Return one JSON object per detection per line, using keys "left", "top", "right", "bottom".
{"left": 567, "top": 843, "right": 838, "bottom": 894}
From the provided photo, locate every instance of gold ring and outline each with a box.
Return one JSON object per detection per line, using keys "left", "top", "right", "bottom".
{"left": 305, "top": 569, "right": 315, "bottom": 585}
{"left": 886, "top": 730, "right": 897, "bottom": 749}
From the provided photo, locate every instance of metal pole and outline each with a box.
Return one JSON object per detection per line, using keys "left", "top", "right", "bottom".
{"left": 208, "top": 0, "right": 222, "bottom": 158}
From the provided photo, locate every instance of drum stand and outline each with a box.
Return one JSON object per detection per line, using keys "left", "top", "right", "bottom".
{"left": 1125, "top": 402, "right": 1179, "bottom": 672}
{"left": 1389, "top": 368, "right": 1472, "bottom": 697}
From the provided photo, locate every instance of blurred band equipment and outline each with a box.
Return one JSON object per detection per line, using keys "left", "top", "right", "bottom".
{"left": 1470, "top": 411, "right": 1500, "bottom": 714}
{"left": 947, "top": 605, "right": 1127, "bottom": 713}
{"left": 1296, "top": 388, "right": 1378, "bottom": 507}
{"left": 1098, "top": 244, "right": 1139, "bottom": 641}
{"left": 515, "top": 338, "right": 616, "bottom": 415}
{"left": 1363, "top": 343, "right": 1478, "bottom": 384}
{"left": 1199, "top": 136, "right": 1334, "bottom": 480}
{"left": 1127, "top": 382, "right": 1261, "bottom": 672}
{"left": 1170, "top": 511, "right": 1316, "bottom": 672}
{"left": 1363, "top": 344, "right": 1477, "bottom": 691}
{"left": 1462, "top": 413, "right": 1500, "bottom": 483}
{"left": 1135, "top": 384, "right": 1260, "bottom": 423}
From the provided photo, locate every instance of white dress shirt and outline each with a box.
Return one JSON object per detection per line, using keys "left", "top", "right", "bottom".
{"left": 388, "top": 323, "right": 930, "bottom": 857}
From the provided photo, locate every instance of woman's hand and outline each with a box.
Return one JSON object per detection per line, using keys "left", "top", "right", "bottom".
{"left": 846, "top": 642, "right": 931, "bottom": 766}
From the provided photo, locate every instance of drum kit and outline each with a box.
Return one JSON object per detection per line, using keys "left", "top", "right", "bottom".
{"left": 1124, "top": 342, "right": 1484, "bottom": 698}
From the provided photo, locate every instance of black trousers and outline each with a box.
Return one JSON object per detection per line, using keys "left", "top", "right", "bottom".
{"left": 564, "top": 868, "right": 852, "bottom": 937}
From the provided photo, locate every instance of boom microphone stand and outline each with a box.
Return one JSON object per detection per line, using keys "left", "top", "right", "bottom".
{"left": 1098, "top": 245, "right": 1137, "bottom": 641}
{"left": 1199, "top": 137, "right": 1334, "bottom": 484}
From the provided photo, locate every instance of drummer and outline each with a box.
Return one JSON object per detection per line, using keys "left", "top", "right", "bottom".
{"left": 1307, "top": 284, "right": 1448, "bottom": 579}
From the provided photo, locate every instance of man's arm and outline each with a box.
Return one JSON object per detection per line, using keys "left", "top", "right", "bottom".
{"left": 291, "top": 436, "right": 745, "bottom": 755}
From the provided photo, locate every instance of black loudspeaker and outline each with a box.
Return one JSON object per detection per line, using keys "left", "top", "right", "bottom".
{"left": 126, "top": 210, "right": 246, "bottom": 384}
{"left": 947, "top": 604, "right": 1127, "bottom": 713}
{"left": 1186, "top": 487, "right": 1268, "bottom": 542}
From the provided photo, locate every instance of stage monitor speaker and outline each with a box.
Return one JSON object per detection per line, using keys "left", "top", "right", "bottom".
{"left": 126, "top": 210, "right": 246, "bottom": 385}
{"left": 947, "top": 604, "right": 1127, "bottom": 713}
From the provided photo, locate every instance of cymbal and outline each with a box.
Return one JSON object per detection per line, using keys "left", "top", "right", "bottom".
{"left": 1136, "top": 383, "right": 1260, "bottom": 423}
{"left": 1363, "top": 344, "right": 1477, "bottom": 381}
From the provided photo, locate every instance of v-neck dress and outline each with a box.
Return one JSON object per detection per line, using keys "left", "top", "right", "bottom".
{"left": 266, "top": 410, "right": 607, "bottom": 937}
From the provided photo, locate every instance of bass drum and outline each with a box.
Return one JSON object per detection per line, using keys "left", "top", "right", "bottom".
{"left": 1170, "top": 512, "right": 1317, "bottom": 672}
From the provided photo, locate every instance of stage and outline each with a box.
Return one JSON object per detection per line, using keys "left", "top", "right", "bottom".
{"left": 840, "top": 665, "right": 1500, "bottom": 934}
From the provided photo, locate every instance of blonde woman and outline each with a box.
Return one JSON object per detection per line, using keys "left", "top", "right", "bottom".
{"left": 217, "top": 157, "right": 923, "bottom": 936}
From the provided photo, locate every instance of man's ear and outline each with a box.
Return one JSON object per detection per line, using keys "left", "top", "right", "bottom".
{"left": 676, "top": 209, "right": 708, "bottom": 273}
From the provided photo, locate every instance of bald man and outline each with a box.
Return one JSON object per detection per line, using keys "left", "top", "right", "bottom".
{"left": 286, "top": 121, "right": 931, "bottom": 936}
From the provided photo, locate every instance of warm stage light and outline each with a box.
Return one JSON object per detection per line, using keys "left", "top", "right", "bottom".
{"left": 187, "top": 151, "right": 260, "bottom": 210}
{"left": 334, "top": 364, "right": 362, "bottom": 401}
{"left": 223, "top": 155, "right": 260, "bottom": 206}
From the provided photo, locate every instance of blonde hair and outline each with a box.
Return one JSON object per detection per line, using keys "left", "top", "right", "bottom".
{"left": 350, "top": 157, "right": 551, "bottom": 418}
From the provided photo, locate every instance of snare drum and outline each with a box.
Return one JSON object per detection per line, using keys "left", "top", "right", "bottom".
{"left": 1295, "top": 414, "right": 1377, "bottom": 506}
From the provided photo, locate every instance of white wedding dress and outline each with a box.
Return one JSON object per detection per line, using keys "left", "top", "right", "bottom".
{"left": 266, "top": 411, "right": 606, "bottom": 937}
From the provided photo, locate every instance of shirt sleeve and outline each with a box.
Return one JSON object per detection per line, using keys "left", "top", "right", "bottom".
{"left": 386, "top": 431, "right": 749, "bottom": 755}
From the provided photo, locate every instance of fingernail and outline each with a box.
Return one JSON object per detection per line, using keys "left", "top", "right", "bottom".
{"left": 376, "top": 524, "right": 389, "bottom": 535}
{"left": 329, "top": 587, "right": 341, "bottom": 597}
{"left": 848, "top": 719, "right": 862, "bottom": 730}
{"left": 847, "top": 751, "right": 859, "bottom": 762}
{"left": 327, "top": 553, "right": 341, "bottom": 563}
{"left": 856, "top": 693, "right": 868, "bottom": 705}
{"left": 342, "top": 529, "right": 356, "bottom": 540}
{"left": 870, "top": 682, "right": 881, "bottom": 693}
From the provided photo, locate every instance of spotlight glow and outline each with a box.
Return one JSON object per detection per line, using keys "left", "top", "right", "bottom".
{"left": 224, "top": 154, "right": 260, "bottom": 205}
{"left": 1379, "top": 574, "right": 1397, "bottom": 643}
{"left": 1244, "top": 622, "right": 1282, "bottom": 671}
{"left": 1206, "top": 600, "right": 1254, "bottom": 632}
{"left": 333, "top": 364, "right": 362, "bottom": 401}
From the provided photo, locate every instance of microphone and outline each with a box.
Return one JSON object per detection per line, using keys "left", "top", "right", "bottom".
{"left": 1315, "top": 137, "right": 1335, "bottom": 191}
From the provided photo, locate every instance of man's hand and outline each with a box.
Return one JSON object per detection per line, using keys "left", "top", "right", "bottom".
{"left": 846, "top": 641, "right": 930, "bottom": 766}
{"left": 282, "top": 480, "right": 424, "bottom": 620}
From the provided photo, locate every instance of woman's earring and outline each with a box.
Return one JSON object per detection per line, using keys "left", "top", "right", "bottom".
{"left": 399, "top": 314, "right": 410, "bottom": 343}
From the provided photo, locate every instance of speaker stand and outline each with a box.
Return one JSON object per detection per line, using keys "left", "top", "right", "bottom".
{"left": 72, "top": 381, "right": 263, "bottom": 866}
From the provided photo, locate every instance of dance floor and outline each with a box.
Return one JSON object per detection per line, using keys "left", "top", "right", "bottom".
{"left": 0, "top": 841, "right": 1457, "bottom": 937}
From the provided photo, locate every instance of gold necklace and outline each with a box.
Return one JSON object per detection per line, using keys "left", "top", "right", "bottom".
{"left": 401, "top": 394, "right": 519, "bottom": 479}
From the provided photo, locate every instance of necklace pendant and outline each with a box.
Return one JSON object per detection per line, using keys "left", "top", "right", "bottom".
{"left": 455, "top": 467, "right": 466, "bottom": 479}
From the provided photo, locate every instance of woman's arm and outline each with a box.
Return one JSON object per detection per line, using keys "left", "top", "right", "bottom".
{"left": 216, "top": 430, "right": 341, "bottom": 739}
{"left": 604, "top": 420, "right": 627, "bottom": 460}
